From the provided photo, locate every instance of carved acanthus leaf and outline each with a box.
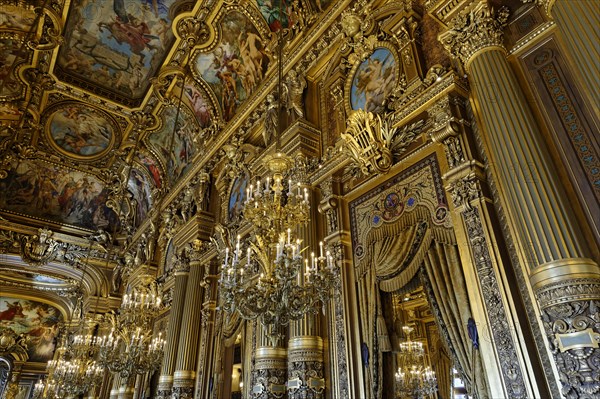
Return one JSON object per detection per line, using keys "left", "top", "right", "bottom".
{"left": 439, "top": 2, "right": 510, "bottom": 66}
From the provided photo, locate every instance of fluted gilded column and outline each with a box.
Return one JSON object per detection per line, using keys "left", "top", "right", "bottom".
{"left": 532, "top": 0, "right": 600, "bottom": 107}
{"left": 431, "top": 92, "right": 546, "bottom": 397}
{"left": 439, "top": 1, "right": 600, "bottom": 396}
{"left": 173, "top": 243, "right": 205, "bottom": 399}
{"left": 288, "top": 185, "right": 325, "bottom": 399}
{"left": 156, "top": 258, "right": 189, "bottom": 399}
{"left": 194, "top": 268, "right": 218, "bottom": 399}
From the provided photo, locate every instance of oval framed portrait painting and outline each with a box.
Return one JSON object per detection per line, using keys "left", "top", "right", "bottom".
{"left": 45, "top": 102, "right": 118, "bottom": 160}
{"left": 348, "top": 45, "right": 399, "bottom": 114}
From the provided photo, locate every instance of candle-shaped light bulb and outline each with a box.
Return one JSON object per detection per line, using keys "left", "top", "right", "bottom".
{"left": 319, "top": 241, "right": 323, "bottom": 258}
{"left": 247, "top": 247, "right": 251, "bottom": 265}
{"left": 287, "top": 228, "right": 291, "bottom": 245}
{"left": 288, "top": 179, "right": 292, "bottom": 195}
{"left": 266, "top": 177, "right": 270, "bottom": 192}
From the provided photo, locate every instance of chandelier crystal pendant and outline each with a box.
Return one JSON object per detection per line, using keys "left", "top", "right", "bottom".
{"left": 394, "top": 325, "right": 437, "bottom": 399}
{"left": 219, "top": 154, "right": 336, "bottom": 340}
{"left": 98, "top": 277, "right": 165, "bottom": 378}
{"left": 41, "top": 321, "right": 104, "bottom": 399}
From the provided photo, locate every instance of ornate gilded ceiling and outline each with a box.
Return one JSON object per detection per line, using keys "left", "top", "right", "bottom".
{"left": 0, "top": 0, "right": 334, "bottom": 235}
{"left": 0, "top": 0, "right": 463, "bottom": 318}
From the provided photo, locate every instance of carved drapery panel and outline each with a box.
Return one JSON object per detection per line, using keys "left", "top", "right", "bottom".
{"left": 349, "top": 153, "right": 451, "bottom": 277}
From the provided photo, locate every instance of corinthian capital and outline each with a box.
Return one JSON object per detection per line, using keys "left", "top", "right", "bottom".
{"left": 438, "top": 1, "right": 510, "bottom": 67}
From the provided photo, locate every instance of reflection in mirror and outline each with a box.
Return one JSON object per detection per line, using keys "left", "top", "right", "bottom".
{"left": 381, "top": 287, "right": 444, "bottom": 399}
{"left": 224, "top": 333, "right": 243, "bottom": 399}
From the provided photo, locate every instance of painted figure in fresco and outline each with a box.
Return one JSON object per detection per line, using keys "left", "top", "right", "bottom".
{"left": 0, "top": 301, "right": 24, "bottom": 321}
{"left": 352, "top": 49, "right": 396, "bottom": 113}
{"left": 185, "top": 87, "right": 211, "bottom": 127}
{"left": 138, "top": 154, "right": 162, "bottom": 188}
{"left": 98, "top": 0, "right": 160, "bottom": 62}
{"left": 238, "top": 30, "right": 266, "bottom": 80}
{"left": 228, "top": 175, "right": 248, "bottom": 221}
{"left": 258, "top": 0, "right": 291, "bottom": 31}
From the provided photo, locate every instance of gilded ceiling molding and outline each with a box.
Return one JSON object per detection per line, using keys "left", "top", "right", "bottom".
{"left": 0, "top": 328, "right": 29, "bottom": 362}
{"left": 438, "top": 1, "right": 509, "bottom": 68}
{"left": 28, "top": 2, "right": 64, "bottom": 51}
{"left": 339, "top": 0, "right": 377, "bottom": 67}
{"left": 19, "top": 228, "right": 63, "bottom": 267}
{"left": 522, "top": 0, "right": 555, "bottom": 17}
{"left": 21, "top": 67, "right": 55, "bottom": 122}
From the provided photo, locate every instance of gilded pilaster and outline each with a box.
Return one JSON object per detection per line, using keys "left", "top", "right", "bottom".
{"left": 156, "top": 256, "right": 189, "bottom": 399}
{"left": 438, "top": 1, "right": 600, "bottom": 396}
{"left": 194, "top": 268, "right": 218, "bottom": 399}
{"left": 317, "top": 177, "right": 361, "bottom": 399}
{"left": 172, "top": 241, "right": 206, "bottom": 399}
{"left": 527, "top": 0, "right": 600, "bottom": 108}
{"left": 431, "top": 92, "right": 537, "bottom": 398}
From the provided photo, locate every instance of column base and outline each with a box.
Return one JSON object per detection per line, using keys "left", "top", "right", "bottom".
{"left": 530, "top": 258, "right": 600, "bottom": 397}
{"left": 253, "top": 347, "right": 287, "bottom": 399}
{"left": 172, "top": 371, "right": 195, "bottom": 399}
{"left": 288, "top": 337, "right": 325, "bottom": 399}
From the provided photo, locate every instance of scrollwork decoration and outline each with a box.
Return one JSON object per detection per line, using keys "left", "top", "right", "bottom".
{"left": 20, "top": 228, "right": 65, "bottom": 267}
{"left": 341, "top": 109, "right": 423, "bottom": 176}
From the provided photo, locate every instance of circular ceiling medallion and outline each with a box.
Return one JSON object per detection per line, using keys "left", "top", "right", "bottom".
{"left": 45, "top": 102, "right": 117, "bottom": 159}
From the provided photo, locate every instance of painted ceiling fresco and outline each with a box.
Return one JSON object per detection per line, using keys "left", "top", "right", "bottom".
{"left": 147, "top": 105, "right": 199, "bottom": 186}
{"left": 192, "top": 10, "right": 270, "bottom": 121}
{"left": 56, "top": 0, "right": 180, "bottom": 106}
{"left": 0, "top": 296, "right": 63, "bottom": 362}
{"left": 45, "top": 102, "right": 117, "bottom": 159}
{"left": 0, "top": 159, "right": 118, "bottom": 230}
{"left": 0, "top": 0, "right": 338, "bottom": 231}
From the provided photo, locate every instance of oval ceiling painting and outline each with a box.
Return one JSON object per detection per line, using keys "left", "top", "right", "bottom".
{"left": 350, "top": 47, "right": 397, "bottom": 114}
{"left": 193, "top": 11, "right": 270, "bottom": 121}
{"left": 46, "top": 103, "right": 116, "bottom": 159}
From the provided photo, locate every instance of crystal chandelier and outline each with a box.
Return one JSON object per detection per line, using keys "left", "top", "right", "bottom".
{"left": 98, "top": 277, "right": 165, "bottom": 378}
{"left": 219, "top": 154, "right": 336, "bottom": 340}
{"left": 41, "top": 320, "right": 104, "bottom": 399}
{"left": 395, "top": 325, "right": 437, "bottom": 399}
